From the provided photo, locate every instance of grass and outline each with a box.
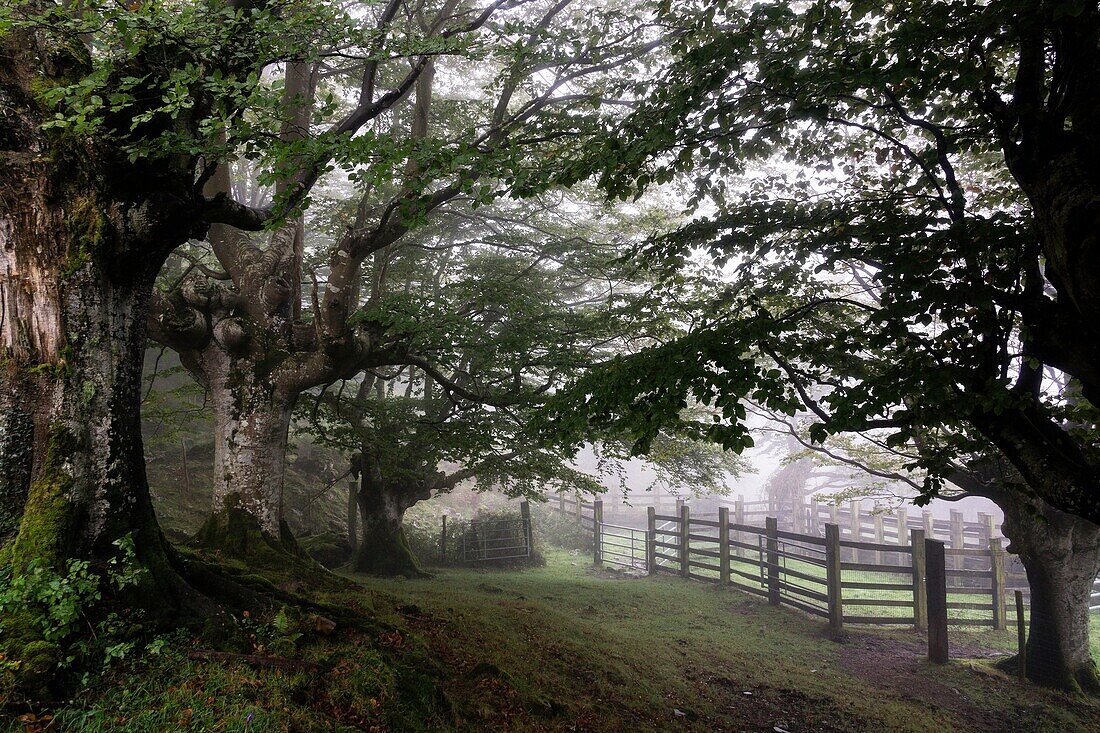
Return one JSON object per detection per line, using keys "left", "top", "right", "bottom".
{"left": 347, "top": 547, "right": 1100, "bottom": 732}
{"left": 660, "top": 522, "right": 1100, "bottom": 660}
{"left": 5, "top": 546, "right": 1099, "bottom": 732}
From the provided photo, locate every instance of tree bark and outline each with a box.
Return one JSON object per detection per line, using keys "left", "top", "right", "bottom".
{"left": 353, "top": 491, "right": 422, "bottom": 577}
{"left": 192, "top": 350, "right": 300, "bottom": 558}
{"left": 0, "top": 181, "right": 199, "bottom": 618}
{"left": 352, "top": 454, "right": 433, "bottom": 577}
{"left": 1000, "top": 495, "right": 1100, "bottom": 694}
{"left": 0, "top": 375, "right": 35, "bottom": 543}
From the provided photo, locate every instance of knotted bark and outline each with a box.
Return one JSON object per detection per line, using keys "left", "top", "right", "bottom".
{"left": 1000, "top": 497, "right": 1100, "bottom": 694}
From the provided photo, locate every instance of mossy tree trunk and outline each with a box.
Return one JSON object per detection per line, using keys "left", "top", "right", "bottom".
{"left": 0, "top": 172, "right": 197, "bottom": 611}
{"left": 1000, "top": 497, "right": 1100, "bottom": 694}
{"left": 193, "top": 349, "right": 299, "bottom": 558}
{"left": 352, "top": 454, "right": 433, "bottom": 577}
{"left": 153, "top": 65, "right": 337, "bottom": 561}
{"left": 0, "top": 19, "right": 224, "bottom": 642}
{"left": 353, "top": 502, "right": 422, "bottom": 577}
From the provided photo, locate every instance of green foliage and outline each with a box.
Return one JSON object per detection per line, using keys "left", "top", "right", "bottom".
{"left": 531, "top": 0, "right": 1100, "bottom": 519}
{"left": 7, "top": 0, "right": 365, "bottom": 168}
{"left": 0, "top": 535, "right": 158, "bottom": 689}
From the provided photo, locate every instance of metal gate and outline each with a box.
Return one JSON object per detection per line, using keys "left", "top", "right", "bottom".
{"left": 459, "top": 515, "right": 531, "bottom": 562}
{"left": 599, "top": 522, "right": 648, "bottom": 571}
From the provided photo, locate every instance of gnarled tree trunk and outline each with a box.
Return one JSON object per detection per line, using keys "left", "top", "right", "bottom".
{"left": 192, "top": 348, "right": 300, "bottom": 559}
{"left": 0, "top": 166, "right": 208, "bottom": 700}
{"left": 352, "top": 453, "right": 434, "bottom": 577}
{"left": 1000, "top": 496, "right": 1100, "bottom": 694}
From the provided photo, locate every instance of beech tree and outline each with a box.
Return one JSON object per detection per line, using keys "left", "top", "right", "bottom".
{"left": 0, "top": 0, "right": 512, "bottom": 634}
{"left": 292, "top": 186, "right": 741, "bottom": 574}
{"left": 536, "top": 0, "right": 1100, "bottom": 692}
{"left": 146, "top": 0, "right": 665, "bottom": 559}
{"left": 310, "top": 212, "right": 625, "bottom": 574}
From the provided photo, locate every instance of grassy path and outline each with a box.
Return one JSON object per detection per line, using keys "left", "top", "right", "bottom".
{"left": 349, "top": 548, "right": 1100, "bottom": 732}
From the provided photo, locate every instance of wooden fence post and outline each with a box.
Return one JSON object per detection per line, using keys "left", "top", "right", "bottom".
{"left": 850, "top": 501, "right": 862, "bottom": 563}
{"left": 911, "top": 528, "right": 927, "bottom": 630}
{"left": 647, "top": 506, "right": 657, "bottom": 575}
{"left": 575, "top": 493, "right": 582, "bottom": 522}
{"left": 734, "top": 497, "right": 744, "bottom": 557}
{"left": 950, "top": 510, "right": 965, "bottom": 569}
{"left": 1015, "top": 590, "right": 1027, "bottom": 681}
{"left": 926, "top": 538, "right": 949, "bottom": 663}
{"left": 593, "top": 500, "right": 603, "bottom": 565}
{"left": 810, "top": 498, "right": 820, "bottom": 536}
{"left": 873, "top": 513, "right": 885, "bottom": 565}
{"left": 990, "top": 538, "right": 1007, "bottom": 631}
{"left": 440, "top": 515, "right": 447, "bottom": 565}
{"left": 983, "top": 513, "right": 997, "bottom": 542}
{"left": 829, "top": 504, "right": 840, "bottom": 559}
{"left": 766, "top": 516, "right": 780, "bottom": 606}
{"left": 679, "top": 502, "right": 690, "bottom": 578}
{"left": 718, "top": 506, "right": 730, "bottom": 586}
{"left": 977, "top": 512, "right": 991, "bottom": 544}
{"left": 558, "top": 491, "right": 565, "bottom": 514}
{"left": 922, "top": 511, "right": 935, "bottom": 540}
{"left": 825, "top": 523, "right": 842, "bottom": 630}
{"left": 895, "top": 507, "right": 908, "bottom": 566}
{"left": 521, "top": 500, "right": 532, "bottom": 556}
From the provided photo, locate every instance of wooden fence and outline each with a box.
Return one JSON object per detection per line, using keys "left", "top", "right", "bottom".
{"left": 591, "top": 494, "right": 1052, "bottom": 606}
{"left": 551, "top": 496, "right": 1090, "bottom": 632}
{"left": 638, "top": 504, "right": 1014, "bottom": 629}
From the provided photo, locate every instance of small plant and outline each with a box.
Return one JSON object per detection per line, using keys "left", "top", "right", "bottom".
{"left": 0, "top": 535, "right": 150, "bottom": 686}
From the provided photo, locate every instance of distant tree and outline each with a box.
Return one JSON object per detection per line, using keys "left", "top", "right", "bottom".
{"left": 299, "top": 200, "right": 735, "bottom": 574}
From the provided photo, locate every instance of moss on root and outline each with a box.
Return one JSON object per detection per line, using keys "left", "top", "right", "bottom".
{"left": 352, "top": 526, "right": 427, "bottom": 578}
{"left": 192, "top": 499, "right": 342, "bottom": 592}
{"left": 194, "top": 499, "right": 300, "bottom": 561}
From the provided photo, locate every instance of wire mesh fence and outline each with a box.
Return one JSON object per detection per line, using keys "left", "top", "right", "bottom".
{"left": 441, "top": 514, "right": 532, "bottom": 564}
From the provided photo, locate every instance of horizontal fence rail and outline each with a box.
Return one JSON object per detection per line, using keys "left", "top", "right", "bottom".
{"left": 443, "top": 512, "right": 533, "bottom": 564}
{"left": 547, "top": 492, "right": 1100, "bottom": 635}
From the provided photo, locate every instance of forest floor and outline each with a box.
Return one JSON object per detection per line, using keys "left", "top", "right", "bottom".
{"left": 6, "top": 547, "right": 1099, "bottom": 732}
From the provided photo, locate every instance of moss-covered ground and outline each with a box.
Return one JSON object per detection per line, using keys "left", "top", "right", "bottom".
{"left": 4, "top": 548, "right": 1098, "bottom": 732}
